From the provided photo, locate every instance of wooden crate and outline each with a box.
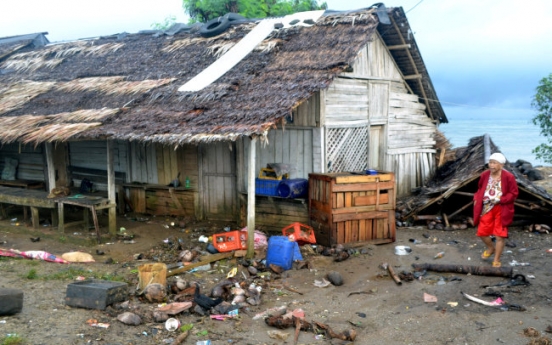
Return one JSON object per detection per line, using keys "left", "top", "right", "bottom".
{"left": 309, "top": 172, "right": 396, "bottom": 246}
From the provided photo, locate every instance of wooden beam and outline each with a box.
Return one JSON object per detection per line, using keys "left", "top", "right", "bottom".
{"left": 246, "top": 136, "right": 257, "bottom": 259}
{"left": 166, "top": 252, "right": 234, "bottom": 277}
{"left": 387, "top": 44, "right": 411, "bottom": 50}
{"left": 403, "top": 74, "right": 422, "bottom": 80}
{"left": 44, "top": 143, "right": 56, "bottom": 191}
{"left": 389, "top": 15, "right": 435, "bottom": 121}
{"left": 107, "top": 140, "right": 116, "bottom": 236}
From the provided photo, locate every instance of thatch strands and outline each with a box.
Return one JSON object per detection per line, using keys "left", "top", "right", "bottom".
{"left": 0, "top": 108, "right": 118, "bottom": 144}
{"left": 0, "top": 80, "right": 56, "bottom": 115}
{"left": 51, "top": 108, "right": 120, "bottom": 122}
{"left": 58, "top": 77, "right": 175, "bottom": 95}
{"left": 21, "top": 123, "right": 102, "bottom": 144}
{"left": 1, "top": 57, "right": 64, "bottom": 72}
{"left": 58, "top": 76, "right": 124, "bottom": 93}
{"left": 111, "top": 78, "right": 177, "bottom": 95}
{"left": 318, "top": 8, "right": 377, "bottom": 26}
{"left": 2, "top": 42, "right": 125, "bottom": 72}
{"left": 0, "top": 115, "right": 48, "bottom": 143}
{"left": 83, "top": 42, "right": 125, "bottom": 56}
{"left": 254, "top": 39, "right": 284, "bottom": 53}
{"left": 208, "top": 42, "right": 236, "bottom": 58}
{"left": 162, "top": 36, "right": 221, "bottom": 53}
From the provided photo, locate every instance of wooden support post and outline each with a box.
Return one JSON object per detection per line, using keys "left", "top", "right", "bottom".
{"left": 83, "top": 208, "right": 90, "bottom": 230}
{"left": 58, "top": 203, "right": 65, "bottom": 233}
{"left": 107, "top": 140, "right": 117, "bottom": 236}
{"left": 44, "top": 143, "right": 56, "bottom": 192}
{"left": 443, "top": 213, "right": 450, "bottom": 228}
{"left": 30, "top": 207, "right": 40, "bottom": 228}
{"left": 246, "top": 136, "right": 257, "bottom": 259}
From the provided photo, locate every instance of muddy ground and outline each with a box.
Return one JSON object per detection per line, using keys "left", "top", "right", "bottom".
{"left": 0, "top": 166, "right": 551, "bottom": 345}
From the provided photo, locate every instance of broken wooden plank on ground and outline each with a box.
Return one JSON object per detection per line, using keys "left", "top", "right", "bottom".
{"left": 167, "top": 252, "right": 234, "bottom": 276}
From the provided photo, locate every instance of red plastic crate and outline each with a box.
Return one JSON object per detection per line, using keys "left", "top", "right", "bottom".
{"left": 213, "top": 230, "right": 247, "bottom": 252}
{"left": 282, "top": 222, "right": 316, "bottom": 245}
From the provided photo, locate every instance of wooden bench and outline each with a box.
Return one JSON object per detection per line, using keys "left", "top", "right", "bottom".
{"left": 0, "top": 186, "right": 56, "bottom": 228}
{"left": 57, "top": 196, "right": 115, "bottom": 243}
{"left": 0, "top": 180, "right": 45, "bottom": 190}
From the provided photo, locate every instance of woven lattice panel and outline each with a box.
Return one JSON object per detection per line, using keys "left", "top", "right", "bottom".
{"left": 326, "top": 127, "right": 368, "bottom": 172}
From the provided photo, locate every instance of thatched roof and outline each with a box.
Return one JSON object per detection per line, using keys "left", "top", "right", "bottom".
{"left": 0, "top": 7, "right": 444, "bottom": 146}
{"left": 398, "top": 135, "right": 552, "bottom": 223}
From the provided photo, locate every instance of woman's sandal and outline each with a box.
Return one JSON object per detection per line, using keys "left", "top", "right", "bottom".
{"left": 492, "top": 261, "right": 501, "bottom": 267}
{"left": 481, "top": 250, "right": 493, "bottom": 260}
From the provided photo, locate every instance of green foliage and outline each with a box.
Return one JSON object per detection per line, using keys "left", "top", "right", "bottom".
{"left": 182, "top": 0, "right": 327, "bottom": 23}
{"left": 0, "top": 334, "right": 25, "bottom": 345}
{"left": 151, "top": 15, "right": 177, "bottom": 30}
{"left": 532, "top": 73, "right": 552, "bottom": 163}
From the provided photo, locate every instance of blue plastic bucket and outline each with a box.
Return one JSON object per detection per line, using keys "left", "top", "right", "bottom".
{"left": 277, "top": 178, "right": 308, "bottom": 199}
{"left": 266, "top": 236, "right": 302, "bottom": 270}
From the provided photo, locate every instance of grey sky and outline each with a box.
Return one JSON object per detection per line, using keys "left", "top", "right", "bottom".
{"left": 2, "top": 0, "right": 551, "bottom": 123}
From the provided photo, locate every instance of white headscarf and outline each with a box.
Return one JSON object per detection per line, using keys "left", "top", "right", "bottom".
{"left": 489, "top": 152, "right": 506, "bottom": 164}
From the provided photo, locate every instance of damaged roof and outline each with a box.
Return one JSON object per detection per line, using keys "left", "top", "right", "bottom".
{"left": 398, "top": 135, "right": 552, "bottom": 223}
{"left": 0, "top": 6, "right": 445, "bottom": 146}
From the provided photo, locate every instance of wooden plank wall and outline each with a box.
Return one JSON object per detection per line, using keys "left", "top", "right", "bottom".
{"left": 238, "top": 194, "right": 309, "bottom": 234}
{"left": 341, "top": 34, "right": 403, "bottom": 80}
{"left": 69, "top": 140, "right": 128, "bottom": 191}
{"left": 0, "top": 143, "right": 45, "bottom": 181}
{"left": 324, "top": 78, "right": 369, "bottom": 127}
{"left": 129, "top": 142, "right": 158, "bottom": 183}
{"left": 386, "top": 80, "right": 435, "bottom": 196}
{"left": 242, "top": 128, "right": 313, "bottom": 190}
{"left": 145, "top": 188, "right": 195, "bottom": 216}
{"left": 289, "top": 92, "right": 319, "bottom": 127}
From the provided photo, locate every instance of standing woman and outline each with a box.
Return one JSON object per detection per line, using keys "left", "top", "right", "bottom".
{"left": 473, "top": 152, "right": 518, "bottom": 267}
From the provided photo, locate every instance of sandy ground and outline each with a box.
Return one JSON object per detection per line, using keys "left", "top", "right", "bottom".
{"left": 0, "top": 206, "right": 551, "bottom": 345}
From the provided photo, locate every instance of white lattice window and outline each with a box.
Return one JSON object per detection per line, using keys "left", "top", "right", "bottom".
{"left": 326, "top": 126, "right": 368, "bottom": 172}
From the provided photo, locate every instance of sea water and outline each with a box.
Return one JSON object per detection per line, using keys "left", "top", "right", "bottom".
{"left": 439, "top": 116, "right": 545, "bottom": 166}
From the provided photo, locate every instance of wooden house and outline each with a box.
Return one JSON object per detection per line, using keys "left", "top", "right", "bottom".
{"left": 0, "top": 5, "right": 446, "bottom": 234}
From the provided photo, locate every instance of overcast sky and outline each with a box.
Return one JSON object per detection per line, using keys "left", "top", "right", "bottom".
{"left": 2, "top": 0, "right": 551, "bottom": 133}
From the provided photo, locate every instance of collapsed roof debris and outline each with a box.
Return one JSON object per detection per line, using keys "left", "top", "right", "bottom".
{"left": 397, "top": 135, "right": 552, "bottom": 227}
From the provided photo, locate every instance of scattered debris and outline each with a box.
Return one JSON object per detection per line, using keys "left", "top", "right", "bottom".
{"left": 412, "top": 263, "right": 513, "bottom": 277}
{"left": 423, "top": 293, "right": 437, "bottom": 303}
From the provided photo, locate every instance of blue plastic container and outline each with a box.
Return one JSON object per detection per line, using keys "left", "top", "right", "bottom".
{"left": 277, "top": 178, "right": 308, "bottom": 199}
{"left": 266, "top": 236, "right": 302, "bottom": 271}
{"left": 255, "top": 178, "right": 280, "bottom": 196}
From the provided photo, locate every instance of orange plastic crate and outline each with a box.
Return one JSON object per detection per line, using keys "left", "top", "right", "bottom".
{"left": 282, "top": 222, "right": 316, "bottom": 245}
{"left": 213, "top": 230, "right": 247, "bottom": 252}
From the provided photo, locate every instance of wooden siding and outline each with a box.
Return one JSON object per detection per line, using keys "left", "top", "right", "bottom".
{"left": 324, "top": 78, "right": 368, "bottom": 127}
{"left": 385, "top": 81, "right": 436, "bottom": 196}
{"left": 200, "top": 142, "right": 236, "bottom": 221}
{"left": 0, "top": 143, "right": 45, "bottom": 181}
{"left": 239, "top": 194, "right": 309, "bottom": 234}
{"left": 290, "top": 91, "right": 320, "bottom": 127}
{"left": 69, "top": 140, "right": 127, "bottom": 191}
{"left": 341, "top": 34, "right": 403, "bottom": 80}
{"left": 242, "top": 128, "right": 314, "bottom": 189}
{"left": 368, "top": 81, "right": 389, "bottom": 124}
{"left": 385, "top": 152, "right": 433, "bottom": 197}
{"left": 129, "top": 142, "right": 158, "bottom": 183}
